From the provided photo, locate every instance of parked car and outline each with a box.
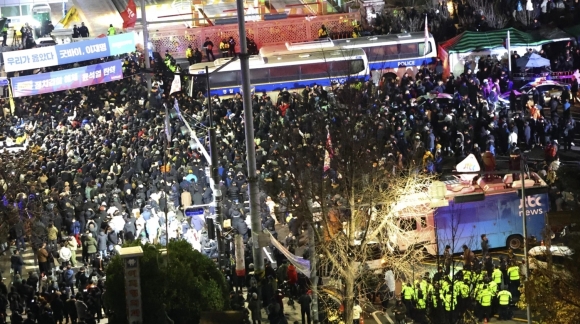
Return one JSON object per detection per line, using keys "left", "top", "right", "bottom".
{"left": 499, "top": 79, "right": 569, "bottom": 109}
{"left": 528, "top": 245, "right": 574, "bottom": 276}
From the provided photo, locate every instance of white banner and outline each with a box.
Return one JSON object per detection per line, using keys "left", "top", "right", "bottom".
{"left": 4, "top": 47, "right": 59, "bottom": 73}
{"left": 269, "top": 232, "right": 311, "bottom": 277}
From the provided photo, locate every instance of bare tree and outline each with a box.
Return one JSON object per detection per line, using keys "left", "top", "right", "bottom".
{"left": 264, "top": 62, "right": 439, "bottom": 321}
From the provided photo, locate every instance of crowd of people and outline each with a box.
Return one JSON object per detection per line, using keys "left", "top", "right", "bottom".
{"left": 0, "top": 12, "right": 578, "bottom": 323}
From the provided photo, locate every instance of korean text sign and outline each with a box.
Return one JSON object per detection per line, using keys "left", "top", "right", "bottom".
{"left": 3, "top": 32, "right": 135, "bottom": 72}
{"left": 11, "top": 60, "right": 123, "bottom": 98}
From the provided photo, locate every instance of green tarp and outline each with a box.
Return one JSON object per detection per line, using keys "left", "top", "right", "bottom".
{"left": 440, "top": 28, "right": 556, "bottom": 54}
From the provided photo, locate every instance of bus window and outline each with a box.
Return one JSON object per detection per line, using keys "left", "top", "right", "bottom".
{"left": 21, "top": 4, "right": 30, "bottom": 16}
{"left": 349, "top": 59, "right": 365, "bottom": 74}
{"left": 250, "top": 68, "right": 269, "bottom": 83}
{"left": 399, "top": 218, "right": 417, "bottom": 231}
{"left": 1, "top": 6, "right": 21, "bottom": 17}
{"left": 270, "top": 65, "right": 299, "bottom": 82}
{"left": 419, "top": 42, "right": 433, "bottom": 56}
{"left": 399, "top": 43, "right": 419, "bottom": 58}
{"left": 370, "top": 45, "right": 398, "bottom": 60}
{"left": 300, "top": 62, "right": 330, "bottom": 79}
{"left": 210, "top": 71, "right": 239, "bottom": 88}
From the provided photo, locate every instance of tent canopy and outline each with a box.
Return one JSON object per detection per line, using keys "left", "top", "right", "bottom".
{"left": 440, "top": 28, "right": 555, "bottom": 54}
{"left": 516, "top": 53, "right": 551, "bottom": 68}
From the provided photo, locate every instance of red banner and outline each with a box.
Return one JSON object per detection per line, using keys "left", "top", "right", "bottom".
{"left": 121, "top": 0, "right": 137, "bottom": 29}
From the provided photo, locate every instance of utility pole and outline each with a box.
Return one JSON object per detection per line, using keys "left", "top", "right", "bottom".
{"left": 206, "top": 66, "right": 224, "bottom": 269}
{"left": 520, "top": 156, "right": 532, "bottom": 324}
{"left": 235, "top": 0, "right": 264, "bottom": 279}
{"left": 140, "top": 0, "right": 151, "bottom": 91}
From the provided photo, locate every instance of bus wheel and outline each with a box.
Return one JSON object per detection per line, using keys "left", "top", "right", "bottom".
{"left": 507, "top": 235, "right": 523, "bottom": 250}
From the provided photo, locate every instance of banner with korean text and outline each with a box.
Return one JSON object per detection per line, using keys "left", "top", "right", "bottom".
{"left": 11, "top": 60, "right": 123, "bottom": 98}
{"left": 3, "top": 32, "right": 135, "bottom": 73}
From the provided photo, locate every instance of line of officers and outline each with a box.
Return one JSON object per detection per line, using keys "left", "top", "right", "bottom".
{"left": 398, "top": 262, "right": 522, "bottom": 324}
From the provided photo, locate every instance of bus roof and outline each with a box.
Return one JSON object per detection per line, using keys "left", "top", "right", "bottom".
{"left": 332, "top": 32, "right": 435, "bottom": 48}
{"left": 441, "top": 172, "right": 548, "bottom": 198}
{"left": 190, "top": 48, "right": 366, "bottom": 74}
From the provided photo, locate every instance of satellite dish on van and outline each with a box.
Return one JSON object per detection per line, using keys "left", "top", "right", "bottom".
{"left": 456, "top": 154, "right": 480, "bottom": 182}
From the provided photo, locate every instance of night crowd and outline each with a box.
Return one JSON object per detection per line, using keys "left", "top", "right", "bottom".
{"left": 0, "top": 25, "right": 577, "bottom": 323}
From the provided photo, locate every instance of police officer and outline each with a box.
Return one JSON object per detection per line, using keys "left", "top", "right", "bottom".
{"left": 414, "top": 283, "right": 427, "bottom": 324}
{"left": 492, "top": 264, "right": 503, "bottom": 288}
{"left": 441, "top": 289, "right": 456, "bottom": 324}
{"left": 497, "top": 288, "right": 512, "bottom": 320}
{"left": 107, "top": 24, "right": 116, "bottom": 36}
{"left": 1, "top": 18, "right": 8, "bottom": 46}
{"left": 401, "top": 282, "right": 415, "bottom": 318}
{"left": 507, "top": 261, "right": 520, "bottom": 298}
{"left": 186, "top": 45, "right": 194, "bottom": 65}
{"left": 477, "top": 284, "right": 493, "bottom": 322}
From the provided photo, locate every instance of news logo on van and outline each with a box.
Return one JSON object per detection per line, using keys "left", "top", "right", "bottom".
{"left": 519, "top": 194, "right": 546, "bottom": 216}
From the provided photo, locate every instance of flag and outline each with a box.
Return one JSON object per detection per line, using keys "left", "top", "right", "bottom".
{"left": 8, "top": 80, "right": 15, "bottom": 115}
{"left": 323, "top": 127, "right": 333, "bottom": 172}
{"left": 170, "top": 74, "right": 181, "bottom": 95}
{"left": 120, "top": 0, "right": 137, "bottom": 29}
{"left": 173, "top": 98, "right": 181, "bottom": 115}
{"left": 164, "top": 105, "right": 172, "bottom": 143}
{"left": 424, "top": 14, "right": 429, "bottom": 56}
{"left": 59, "top": 6, "right": 81, "bottom": 28}
{"left": 507, "top": 30, "right": 511, "bottom": 73}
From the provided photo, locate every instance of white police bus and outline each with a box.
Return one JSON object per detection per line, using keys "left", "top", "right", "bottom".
{"left": 188, "top": 44, "right": 368, "bottom": 97}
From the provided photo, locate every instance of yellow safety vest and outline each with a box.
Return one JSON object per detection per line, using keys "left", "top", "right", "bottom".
{"left": 489, "top": 281, "right": 498, "bottom": 294}
{"left": 108, "top": 26, "right": 116, "bottom": 36}
{"left": 492, "top": 269, "right": 502, "bottom": 284}
{"left": 220, "top": 42, "right": 229, "bottom": 50}
{"left": 318, "top": 28, "right": 327, "bottom": 38}
{"left": 402, "top": 286, "right": 414, "bottom": 300}
{"left": 498, "top": 290, "right": 512, "bottom": 305}
{"left": 416, "top": 297, "right": 427, "bottom": 309}
{"left": 478, "top": 289, "right": 493, "bottom": 307}
{"left": 186, "top": 48, "right": 193, "bottom": 58}
{"left": 442, "top": 293, "right": 456, "bottom": 311}
{"left": 507, "top": 266, "right": 520, "bottom": 280}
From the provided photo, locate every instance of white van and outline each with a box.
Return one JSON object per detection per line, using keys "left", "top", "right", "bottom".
{"left": 528, "top": 245, "right": 574, "bottom": 275}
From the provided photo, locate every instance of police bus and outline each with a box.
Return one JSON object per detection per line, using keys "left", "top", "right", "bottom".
{"left": 188, "top": 45, "right": 368, "bottom": 97}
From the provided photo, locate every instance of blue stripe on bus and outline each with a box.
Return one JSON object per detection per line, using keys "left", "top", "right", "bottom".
{"left": 368, "top": 57, "right": 436, "bottom": 70}
{"left": 206, "top": 57, "right": 437, "bottom": 96}
{"left": 209, "top": 77, "right": 345, "bottom": 96}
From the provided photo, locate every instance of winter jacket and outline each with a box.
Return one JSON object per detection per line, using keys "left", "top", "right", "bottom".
{"left": 84, "top": 236, "right": 97, "bottom": 254}
{"left": 97, "top": 233, "right": 108, "bottom": 251}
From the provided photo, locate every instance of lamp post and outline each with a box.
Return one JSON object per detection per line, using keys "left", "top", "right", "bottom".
{"left": 520, "top": 155, "right": 532, "bottom": 324}
{"left": 235, "top": 0, "right": 264, "bottom": 281}
{"left": 141, "top": 0, "right": 151, "bottom": 90}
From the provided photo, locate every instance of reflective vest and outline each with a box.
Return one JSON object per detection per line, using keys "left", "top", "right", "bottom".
{"left": 431, "top": 292, "right": 439, "bottom": 308}
{"left": 498, "top": 290, "right": 512, "bottom": 305}
{"left": 107, "top": 26, "right": 116, "bottom": 36}
{"left": 507, "top": 266, "right": 520, "bottom": 280}
{"left": 416, "top": 297, "right": 427, "bottom": 309}
{"left": 492, "top": 268, "right": 503, "bottom": 284}
{"left": 463, "top": 270, "right": 472, "bottom": 282}
{"left": 478, "top": 289, "right": 493, "bottom": 307}
{"left": 318, "top": 28, "right": 327, "bottom": 38}
{"left": 442, "top": 292, "right": 456, "bottom": 311}
{"left": 402, "top": 286, "right": 415, "bottom": 300}
{"left": 220, "top": 42, "right": 229, "bottom": 50}
{"left": 489, "top": 281, "right": 498, "bottom": 294}
{"left": 186, "top": 48, "right": 193, "bottom": 58}
{"left": 459, "top": 282, "right": 470, "bottom": 298}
